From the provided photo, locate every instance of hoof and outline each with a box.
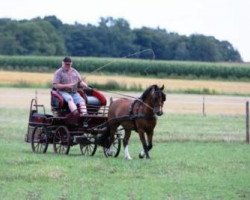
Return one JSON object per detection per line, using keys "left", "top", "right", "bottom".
{"left": 125, "top": 156, "right": 132, "bottom": 160}
{"left": 139, "top": 150, "right": 146, "bottom": 159}
{"left": 107, "top": 150, "right": 114, "bottom": 157}
{"left": 139, "top": 153, "right": 145, "bottom": 159}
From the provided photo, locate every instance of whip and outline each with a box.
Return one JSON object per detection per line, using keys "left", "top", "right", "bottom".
{"left": 90, "top": 49, "right": 155, "bottom": 74}
{"left": 85, "top": 49, "right": 156, "bottom": 101}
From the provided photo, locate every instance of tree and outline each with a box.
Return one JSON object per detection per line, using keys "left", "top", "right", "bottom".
{"left": 0, "top": 18, "right": 66, "bottom": 55}
{"left": 95, "top": 17, "right": 139, "bottom": 57}
{"left": 134, "top": 27, "right": 182, "bottom": 60}
{"left": 0, "top": 20, "right": 22, "bottom": 54}
{"left": 187, "top": 34, "right": 223, "bottom": 61}
{"left": 218, "top": 41, "right": 242, "bottom": 62}
{"left": 43, "top": 15, "right": 63, "bottom": 29}
{"left": 0, "top": 16, "right": 243, "bottom": 61}
{"left": 174, "top": 40, "right": 190, "bottom": 60}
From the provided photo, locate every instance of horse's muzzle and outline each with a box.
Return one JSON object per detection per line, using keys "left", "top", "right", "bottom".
{"left": 156, "top": 111, "right": 163, "bottom": 116}
{"left": 154, "top": 107, "right": 163, "bottom": 116}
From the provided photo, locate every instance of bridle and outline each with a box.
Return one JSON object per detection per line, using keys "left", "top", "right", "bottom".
{"left": 134, "top": 88, "right": 165, "bottom": 115}
{"left": 150, "top": 89, "right": 165, "bottom": 115}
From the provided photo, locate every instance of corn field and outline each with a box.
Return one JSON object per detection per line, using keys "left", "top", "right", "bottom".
{"left": 1, "top": 55, "right": 250, "bottom": 80}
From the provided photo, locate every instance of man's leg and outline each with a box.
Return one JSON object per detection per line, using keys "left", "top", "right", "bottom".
{"left": 68, "top": 98, "right": 78, "bottom": 112}
{"left": 73, "top": 93, "right": 87, "bottom": 116}
{"left": 59, "top": 91, "right": 78, "bottom": 112}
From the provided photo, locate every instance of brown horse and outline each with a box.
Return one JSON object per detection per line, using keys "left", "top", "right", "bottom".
{"left": 107, "top": 85, "right": 166, "bottom": 159}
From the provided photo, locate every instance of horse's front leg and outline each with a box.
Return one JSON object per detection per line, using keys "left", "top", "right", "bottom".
{"left": 146, "top": 131, "right": 153, "bottom": 152}
{"left": 139, "top": 131, "right": 154, "bottom": 159}
{"left": 138, "top": 131, "right": 150, "bottom": 159}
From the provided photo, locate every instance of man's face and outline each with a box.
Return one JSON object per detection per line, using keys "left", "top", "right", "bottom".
{"left": 63, "top": 61, "right": 72, "bottom": 70}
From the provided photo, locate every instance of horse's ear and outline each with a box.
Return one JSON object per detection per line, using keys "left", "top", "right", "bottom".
{"left": 160, "top": 85, "right": 164, "bottom": 90}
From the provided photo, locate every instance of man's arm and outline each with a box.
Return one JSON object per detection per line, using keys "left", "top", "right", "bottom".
{"left": 53, "top": 82, "right": 76, "bottom": 90}
{"left": 79, "top": 80, "right": 88, "bottom": 88}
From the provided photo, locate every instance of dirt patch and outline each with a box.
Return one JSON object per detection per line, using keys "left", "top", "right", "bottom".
{"left": 0, "top": 88, "right": 248, "bottom": 115}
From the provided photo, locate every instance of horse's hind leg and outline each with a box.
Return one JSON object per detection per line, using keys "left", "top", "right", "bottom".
{"left": 106, "top": 125, "right": 117, "bottom": 156}
{"left": 123, "top": 129, "right": 132, "bottom": 160}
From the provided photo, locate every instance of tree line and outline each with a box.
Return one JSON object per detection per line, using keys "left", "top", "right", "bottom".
{"left": 0, "top": 16, "right": 242, "bottom": 62}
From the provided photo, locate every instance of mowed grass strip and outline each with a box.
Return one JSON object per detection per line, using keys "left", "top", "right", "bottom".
{"left": 1, "top": 71, "right": 250, "bottom": 95}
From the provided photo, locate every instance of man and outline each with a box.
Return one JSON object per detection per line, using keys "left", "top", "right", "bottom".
{"left": 53, "top": 56, "right": 87, "bottom": 116}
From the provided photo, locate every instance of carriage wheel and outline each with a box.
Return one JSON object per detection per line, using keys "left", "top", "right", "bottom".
{"left": 31, "top": 126, "right": 48, "bottom": 153}
{"left": 79, "top": 134, "right": 97, "bottom": 156}
{"left": 53, "top": 126, "right": 70, "bottom": 155}
{"left": 103, "top": 133, "right": 121, "bottom": 158}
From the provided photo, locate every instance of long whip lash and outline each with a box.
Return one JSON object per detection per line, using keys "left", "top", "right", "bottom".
{"left": 87, "top": 49, "right": 156, "bottom": 106}
{"left": 90, "top": 49, "right": 155, "bottom": 74}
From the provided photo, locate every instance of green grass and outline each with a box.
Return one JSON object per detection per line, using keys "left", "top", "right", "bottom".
{"left": 157, "top": 114, "right": 246, "bottom": 142}
{"left": 0, "top": 107, "right": 250, "bottom": 199}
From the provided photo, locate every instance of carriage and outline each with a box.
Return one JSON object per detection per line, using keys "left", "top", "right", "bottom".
{"left": 25, "top": 88, "right": 122, "bottom": 157}
{"left": 25, "top": 84, "right": 166, "bottom": 159}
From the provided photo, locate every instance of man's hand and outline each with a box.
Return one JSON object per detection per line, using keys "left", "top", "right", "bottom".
{"left": 53, "top": 82, "right": 77, "bottom": 91}
{"left": 66, "top": 82, "right": 78, "bottom": 91}
{"left": 79, "top": 80, "right": 88, "bottom": 88}
{"left": 65, "top": 82, "right": 77, "bottom": 89}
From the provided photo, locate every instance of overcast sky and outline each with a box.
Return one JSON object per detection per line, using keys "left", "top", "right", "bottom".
{"left": 0, "top": 0, "right": 249, "bottom": 61}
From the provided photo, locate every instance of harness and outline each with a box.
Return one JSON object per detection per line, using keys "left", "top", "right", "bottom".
{"left": 107, "top": 85, "right": 165, "bottom": 131}
{"left": 128, "top": 99, "right": 156, "bottom": 132}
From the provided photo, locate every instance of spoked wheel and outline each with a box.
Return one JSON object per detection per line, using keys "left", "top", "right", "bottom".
{"left": 80, "top": 134, "right": 97, "bottom": 156}
{"left": 103, "top": 130, "right": 122, "bottom": 158}
{"left": 31, "top": 126, "right": 48, "bottom": 153}
{"left": 53, "top": 126, "right": 70, "bottom": 155}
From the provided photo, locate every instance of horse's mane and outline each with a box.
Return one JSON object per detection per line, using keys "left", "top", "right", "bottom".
{"left": 139, "top": 85, "right": 158, "bottom": 101}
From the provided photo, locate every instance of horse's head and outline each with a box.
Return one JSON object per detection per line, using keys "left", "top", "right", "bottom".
{"left": 140, "top": 85, "right": 166, "bottom": 116}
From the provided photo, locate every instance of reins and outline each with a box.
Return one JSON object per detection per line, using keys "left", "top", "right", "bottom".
{"left": 104, "top": 90, "right": 155, "bottom": 111}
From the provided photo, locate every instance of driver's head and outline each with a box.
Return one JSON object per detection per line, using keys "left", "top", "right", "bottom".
{"left": 62, "top": 56, "right": 72, "bottom": 69}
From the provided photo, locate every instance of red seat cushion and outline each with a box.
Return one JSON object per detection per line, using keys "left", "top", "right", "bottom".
{"left": 51, "top": 90, "right": 65, "bottom": 108}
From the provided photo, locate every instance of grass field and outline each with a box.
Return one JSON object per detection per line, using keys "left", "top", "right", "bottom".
{"left": 0, "top": 87, "right": 250, "bottom": 199}
{"left": 2, "top": 71, "right": 250, "bottom": 95}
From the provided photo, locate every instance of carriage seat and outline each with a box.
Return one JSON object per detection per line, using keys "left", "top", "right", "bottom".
{"left": 51, "top": 88, "right": 107, "bottom": 114}
{"left": 51, "top": 90, "right": 66, "bottom": 109}
{"left": 85, "top": 88, "right": 107, "bottom": 106}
